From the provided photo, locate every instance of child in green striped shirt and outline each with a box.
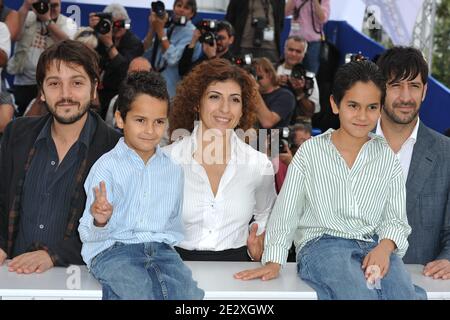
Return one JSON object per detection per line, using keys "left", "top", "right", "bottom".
{"left": 235, "top": 60, "right": 426, "bottom": 300}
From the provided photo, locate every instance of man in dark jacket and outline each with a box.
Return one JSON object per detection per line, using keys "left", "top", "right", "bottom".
{"left": 225, "top": 0, "right": 285, "bottom": 63}
{"left": 0, "top": 40, "right": 121, "bottom": 273}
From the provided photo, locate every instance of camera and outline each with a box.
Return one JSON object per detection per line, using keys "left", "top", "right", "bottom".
{"left": 33, "top": 0, "right": 50, "bottom": 15}
{"left": 345, "top": 52, "right": 368, "bottom": 63}
{"left": 196, "top": 19, "right": 218, "bottom": 33}
{"left": 93, "top": 12, "right": 112, "bottom": 34}
{"left": 94, "top": 12, "right": 130, "bottom": 35}
{"left": 231, "top": 54, "right": 253, "bottom": 68}
{"left": 290, "top": 63, "right": 315, "bottom": 98}
{"left": 196, "top": 19, "right": 218, "bottom": 47}
{"left": 231, "top": 54, "right": 255, "bottom": 76}
{"left": 278, "top": 127, "right": 290, "bottom": 153}
{"left": 199, "top": 32, "right": 215, "bottom": 46}
{"left": 151, "top": 1, "right": 166, "bottom": 18}
{"left": 251, "top": 17, "right": 268, "bottom": 47}
{"left": 262, "top": 128, "right": 290, "bottom": 154}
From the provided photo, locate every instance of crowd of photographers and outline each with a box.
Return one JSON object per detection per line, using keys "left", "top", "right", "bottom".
{"left": 0, "top": 0, "right": 332, "bottom": 164}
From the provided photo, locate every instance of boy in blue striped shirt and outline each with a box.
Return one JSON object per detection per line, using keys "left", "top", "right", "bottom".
{"left": 78, "top": 71, "right": 204, "bottom": 300}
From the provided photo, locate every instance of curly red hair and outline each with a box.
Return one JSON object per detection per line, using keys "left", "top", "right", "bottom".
{"left": 169, "top": 58, "right": 257, "bottom": 137}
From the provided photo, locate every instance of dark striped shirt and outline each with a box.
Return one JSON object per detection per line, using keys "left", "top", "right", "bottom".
{"left": 13, "top": 113, "right": 97, "bottom": 256}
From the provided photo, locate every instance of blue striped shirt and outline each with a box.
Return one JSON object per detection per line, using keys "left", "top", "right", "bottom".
{"left": 78, "top": 138, "right": 184, "bottom": 267}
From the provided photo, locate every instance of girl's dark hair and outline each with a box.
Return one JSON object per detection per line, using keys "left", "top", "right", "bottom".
{"left": 331, "top": 60, "right": 386, "bottom": 106}
{"left": 36, "top": 40, "right": 100, "bottom": 93}
{"left": 170, "top": 58, "right": 257, "bottom": 135}
{"left": 116, "top": 71, "right": 169, "bottom": 120}
{"left": 376, "top": 46, "right": 428, "bottom": 85}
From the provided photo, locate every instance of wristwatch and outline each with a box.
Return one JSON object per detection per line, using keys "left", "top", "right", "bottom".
{"left": 160, "top": 35, "right": 168, "bottom": 42}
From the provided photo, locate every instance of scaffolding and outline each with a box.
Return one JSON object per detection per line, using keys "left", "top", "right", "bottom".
{"left": 411, "top": 0, "right": 437, "bottom": 69}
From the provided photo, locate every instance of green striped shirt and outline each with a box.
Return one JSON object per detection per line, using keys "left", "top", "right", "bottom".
{"left": 262, "top": 129, "right": 411, "bottom": 266}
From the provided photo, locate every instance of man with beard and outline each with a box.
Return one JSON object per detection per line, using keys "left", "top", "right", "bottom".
{"left": 0, "top": 40, "right": 121, "bottom": 273}
{"left": 376, "top": 46, "right": 450, "bottom": 280}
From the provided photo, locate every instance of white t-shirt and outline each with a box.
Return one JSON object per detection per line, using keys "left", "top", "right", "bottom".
{"left": 277, "top": 63, "right": 321, "bottom": 113}
{"left": 0, "top": 22, "right": 11, "bottom": 91}
{"left": 14, "top": 12, "right": 77, "bottom": 85}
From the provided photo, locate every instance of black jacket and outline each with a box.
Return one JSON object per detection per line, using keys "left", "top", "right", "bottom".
{"left": 225, "top": 0, "right": 285, "bottom": 56}
{"left": 0, "top": 111, "right": 121, "bottom": 265}
{"left": 97, "top": 30, "right": 144, "bottom": 117}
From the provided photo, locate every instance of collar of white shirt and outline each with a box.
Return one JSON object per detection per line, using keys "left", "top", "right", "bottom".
{"left": 375, "top": 118, "right": 420, "bottom": 145}
{"left": 183, "top": 123, "right": 243, "bottom": 163}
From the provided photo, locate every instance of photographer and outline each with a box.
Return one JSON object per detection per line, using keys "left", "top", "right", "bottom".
{"left": 179, "top": 20, "right": 235, "bottom": 77}
{"left": 269, "top": 122, "right": 312, "bottom": 195}
{"left": 7, "top": 0, "right": 77, "bottom": 116}
{"left": 277, "top": 36, "right": 320, "bottom": 121}
{"left": 89, "top": 3, "right": 143, "bottom": 119}
{"left": 143, "top": 0, "right": 197, "bottom": 98}
{"left": 285, "top": 0, "right": 330, "bottom": 74}
{"left": 253, "top": 57, "right": 296, "bottom": 130}
{"left": 0, "top": 21, "right": 12, "bottom": 138}
{"left": 225, "top": 0, "right": 285, "bottom": 63}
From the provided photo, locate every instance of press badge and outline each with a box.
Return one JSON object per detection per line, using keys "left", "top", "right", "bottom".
{"left": 263, "top": 27, "right": 275, "bottom": 42}
{"left": 291, "top": 22, "right": 301, "bottom": 33}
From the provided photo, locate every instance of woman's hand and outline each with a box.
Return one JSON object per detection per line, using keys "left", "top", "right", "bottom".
{"left": 247, "top": 224, "right": 265, "bottom": 261}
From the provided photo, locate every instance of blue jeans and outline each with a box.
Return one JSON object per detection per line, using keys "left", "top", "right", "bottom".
{"left": 297, "top": 235, "right": 427, "bottom": 300}
{"left": 303, "top": 41, "right": 321, "bottom": 74}
{"left": 90, "top": 242, "right": 205, "bottom": 300}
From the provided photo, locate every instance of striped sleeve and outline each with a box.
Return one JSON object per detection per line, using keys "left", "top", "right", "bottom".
{"left": 375, "top": 158, "right": 411, "bottom": 257}
{"left": 262, "top": 149, "right": 307, "bottom": 266}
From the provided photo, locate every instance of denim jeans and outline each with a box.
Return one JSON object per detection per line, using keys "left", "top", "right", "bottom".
{"left": 303, "top": 41, "right": 321, "bottom": 74}
{"left": 297, "top": 235, "right": 427, "bottom": 300}
{"left": 90, "top": 242, "right": 205, "bottom": 300}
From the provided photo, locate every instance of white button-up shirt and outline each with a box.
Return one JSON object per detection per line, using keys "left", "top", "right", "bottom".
{"left": 376, "top": 118, "right": 419, "bottom": 180}
{"left": 163, "top": 125, "right": 277, "bottom": 251}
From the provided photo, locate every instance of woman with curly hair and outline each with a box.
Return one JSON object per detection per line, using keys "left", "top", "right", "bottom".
{"left": 164, "top": 58, "right": 277, "bottom": 261}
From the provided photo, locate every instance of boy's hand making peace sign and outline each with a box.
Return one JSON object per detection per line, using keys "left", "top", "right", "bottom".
{"left": 90, "top": 181, "right": 113, "bottom": 227}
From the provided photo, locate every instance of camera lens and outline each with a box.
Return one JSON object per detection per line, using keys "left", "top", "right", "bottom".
{"left": 151, "top": 1, "right": 166, "bottom": 18}
{"left": 33, "top": 0, "right": 50, "bottom": 15}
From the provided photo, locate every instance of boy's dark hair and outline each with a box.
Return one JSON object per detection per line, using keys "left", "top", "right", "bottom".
{"left": 376, "top": 46, "right": 428, "bottom": 85}
{"left": 116, "top": 71, "right": 169, "bottom": 120}
{"left": 174, "top": 0, "right": 197, "bottom": 17}
{"left": 36, "top": 40, "right": 100, "bottom": 93}
{"left": 217, "top": 20, "right": 234, "bottom": 37}
{"left": 331, "top": 60, "right": 386, "bottom": 106}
